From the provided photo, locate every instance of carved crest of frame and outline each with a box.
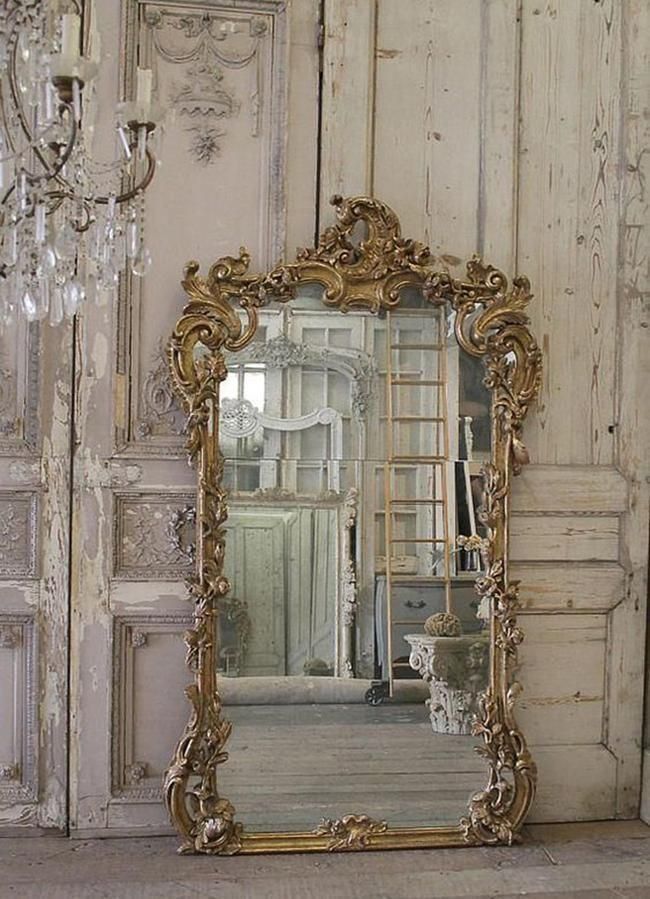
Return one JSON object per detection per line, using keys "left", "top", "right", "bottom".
{"left": 163, "top": 195, "right": 543, "bottom": 855}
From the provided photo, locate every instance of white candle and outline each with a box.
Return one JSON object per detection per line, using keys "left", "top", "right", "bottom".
{"left": 88, "top": 0, "right": 101, "bottom": 65}
{"left": 61, "top": 14, "right": 81, "bottom": 61}
{"left": 136, "top": 67, "right": 153, "bottom": 112}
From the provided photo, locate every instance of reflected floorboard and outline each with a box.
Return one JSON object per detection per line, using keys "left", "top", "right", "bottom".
{"left": 219, "top": 702, "right": 485, "bottom": 831}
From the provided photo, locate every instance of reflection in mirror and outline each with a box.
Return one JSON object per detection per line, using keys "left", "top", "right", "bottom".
{"left": 200, "top": 287, "right": 491, "bottom": 829}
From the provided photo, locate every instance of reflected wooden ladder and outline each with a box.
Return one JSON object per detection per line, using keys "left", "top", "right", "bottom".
{"left": 382, "top": 306, "right": 453, "bottom": 696}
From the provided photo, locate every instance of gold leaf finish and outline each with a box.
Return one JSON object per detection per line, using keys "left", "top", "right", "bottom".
{"left": 164, "top": 196, "right": 542, "bottom": 855}
{"left": 315, "top": 815, "right": 389, "bottom": 851}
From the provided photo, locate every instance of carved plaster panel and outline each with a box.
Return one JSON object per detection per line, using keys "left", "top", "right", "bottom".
{"left": 0, "top": 493, "right": 38, "bottom": 579}
{"left": 116, "top": 1, "right": 288, "bottom": 456}
{"left": 136, "top": 340, "right": 186, "bottom": 441}
{"left": 143, "top": 6, "right": 269, "bottom": 163}
{"left": 0, "top": 615, "right": 37, "bottom": 804}
{"left": 113, "top": 493, "right": 195, "bottom": 580}
{"left": 111, "top": 615, "right": 192, "bottom": 800}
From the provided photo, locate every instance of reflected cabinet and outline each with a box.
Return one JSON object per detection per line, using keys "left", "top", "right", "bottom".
{"left": 164, "top": 196, "right": 542, "bottom": 854}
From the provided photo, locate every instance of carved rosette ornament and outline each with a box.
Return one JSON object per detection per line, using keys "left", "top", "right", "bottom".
{"left": 164, "top": 195, "right": 542, "bottom": 854}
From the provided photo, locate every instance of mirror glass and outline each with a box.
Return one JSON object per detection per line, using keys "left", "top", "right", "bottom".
{"left": 196, "top": 287, "right": 491, "bottom": 830}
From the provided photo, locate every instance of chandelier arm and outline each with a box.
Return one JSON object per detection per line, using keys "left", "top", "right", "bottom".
{"left": 0, "top": 110, "right": 77, "bottom": 217}
{"left": 92, "top": 147, "right": 157, "bottom": 206}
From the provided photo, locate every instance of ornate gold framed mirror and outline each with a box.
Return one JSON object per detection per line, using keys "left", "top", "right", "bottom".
{"left": 164, "top": 196, "right": 542, "bottom": 855}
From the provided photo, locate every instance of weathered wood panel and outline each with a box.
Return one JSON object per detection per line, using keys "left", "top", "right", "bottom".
{"left": 510, "top": 515, "right": 620, "bottom": 563}
{"left": 515, "top": 563, "right": 625, "bottom": 613}
{"left": 517, "top": 614, "right": 606, "bottom": 747}
{"left": 512, "top": 466, "right": 627, "bottom": 514}
{"left": 531, "top": 745, "right": 617, "bottom": 822}
{"left": 618, "top": 0, "right": 650, "bottom": 821}
{"left": 478, "top": 0, "right": 520, "bottom": 272}
{"left": 319, "top": 0, "right": 376, "bottom": 210}
{"left": 517, "top": 0, "right": 620, "bottom": 466}
{"left": 373, "top": 0, "right": 484, "bottom": 256}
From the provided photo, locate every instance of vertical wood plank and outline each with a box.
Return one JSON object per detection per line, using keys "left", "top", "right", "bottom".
{"left": 517, "top": 0, "right": 620, "bottom": 465}
{"left": 610, "top": 0, "right": 650, "bottom": 819}
{"left": 373, "top": 0, "right": 483, "bottom": 257}
{"left": 319, "top": 0, "right": 377, "bottom": 219}
{"left": 479, "top": 0, "right": 520, "bottom": 273}
{"left": 285, "top": 0, "right": 320, "bottom": 256}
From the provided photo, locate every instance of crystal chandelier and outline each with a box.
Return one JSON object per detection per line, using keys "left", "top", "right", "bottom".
{"left": 0, "top": 1, "right": 162, "bottom": 327}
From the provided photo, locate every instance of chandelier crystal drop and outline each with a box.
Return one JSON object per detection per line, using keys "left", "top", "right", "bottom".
{"left": 0, "top": 1, "right": 162, "bottom": 328}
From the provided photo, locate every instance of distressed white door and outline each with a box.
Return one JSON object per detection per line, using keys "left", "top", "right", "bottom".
{"left": 68, "top": 0, "right": 320, "bottom": 835}
{"left": 0, "top": 319, "right": 71, "bottom": 830}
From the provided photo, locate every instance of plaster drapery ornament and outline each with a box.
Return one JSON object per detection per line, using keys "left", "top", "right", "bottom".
{"left": 144, "top": 7, "right": 269, "bottom": 165}
{"left": 164, "top": 195, "right": 542, "bottom": 854}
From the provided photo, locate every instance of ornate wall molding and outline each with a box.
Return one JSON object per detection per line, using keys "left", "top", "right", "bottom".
{"left": 0, "top": 492, "right": 38, "bottom": 579}
{"left": 113, "top": 493, "right": 195, "bottom": 580}
{"left": 116, "top": 0, "right": 288, "bottom": 458}
{"left": 111, "top": 614, "right": 193, "bottom": 801}
{"left": 0, "top": 615, "right": 37, "bottom": 804}
{"left": 0, "top": 326, "right": 40, "bottom": 456}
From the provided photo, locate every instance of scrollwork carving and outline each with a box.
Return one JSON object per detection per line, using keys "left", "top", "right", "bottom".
{"left": 424, "top": 259, "right": 542, "bottom": 475}
{"left": 138, "top": 341, "right": 186, "bottom": 439}
{"left": 0, "top": 495, "right": 36, "bottom": 577}
{"left": 164, "top": 195, "right": 542, "bottom": 854}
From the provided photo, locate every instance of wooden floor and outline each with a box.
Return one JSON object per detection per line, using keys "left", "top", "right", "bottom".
{"left": 222, "top": 702, "right": 484, "bottom": 830}
{"left": 0, "top": 821, "right": 649, "bottom": 898}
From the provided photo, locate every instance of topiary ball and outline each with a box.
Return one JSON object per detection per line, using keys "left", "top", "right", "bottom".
{"left": 423, "top": 612, "right": 462, "bottom": 637}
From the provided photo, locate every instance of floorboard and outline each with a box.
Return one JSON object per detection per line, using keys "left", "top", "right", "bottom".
{"left": 0, "top": 822, "right": 649, "bottom": 898}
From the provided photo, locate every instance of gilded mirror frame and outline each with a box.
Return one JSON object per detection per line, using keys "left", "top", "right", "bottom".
{"left": 164, "top": 196, "right": 542, "bottom": 855}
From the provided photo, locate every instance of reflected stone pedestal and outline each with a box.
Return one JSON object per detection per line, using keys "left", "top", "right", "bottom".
{"left": 404, "top": 633, "right": 489, "bottom": 735}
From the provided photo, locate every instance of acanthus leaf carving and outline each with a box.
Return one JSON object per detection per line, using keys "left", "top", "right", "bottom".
{"left": 0, "top": 762, "right": 20, "bottom": 782}
{"left": 0, "top": 495, "right": 36, "bottom": 577}
{"left": 460, "top": 687, "right": 536, "bottom": 846}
